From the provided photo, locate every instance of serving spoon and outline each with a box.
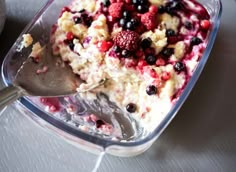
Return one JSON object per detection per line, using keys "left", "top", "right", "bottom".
{"left": 0, "top": 46, "right": 106, "bottom": 110}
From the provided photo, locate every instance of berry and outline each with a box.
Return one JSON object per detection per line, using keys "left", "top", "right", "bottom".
{"left": 121, "top": 49, "right": 131, "bottom": 57}
{"left": 184, "top": 21, "right": 193, "bottom": 30}
{"left": 102, "top": 0, "right": 111, "bottom": 7}
{"left": 74, "top": 17, "right": 82, "bottom": 24}
{"left": 61, "top": 7, "right": 71, "bottom": 14}
{"left": 165, "top": 1, "right": 183, "bottom": 14}
{"left": 161, "top": 72, "right": 171, "bottom": 81}
{"left": 82, "top": 14, "right": 93, "bottom": 27}
{"left": 146, "top": 85, "right": 158, "bottom": 95}
{"left": 66, "top": 32, "right": 74, "bottom": 40}
{"left": 200, "top": 20, "right": 211, "bottom": 30}
{"left": 162, "top": 48, "right": 174, "bottom": 58}
{"left": 168, "top": 36, "right": 179, "bottom": 44}
{"left": 149, "top": 5, "right": 158, "bottom": 14}
{"left": 126, "top": 21, "right": 135, "bottom": 30}
{"left": 130, "top": 18, "right": 139, "bottom": 27}
{"left": 190, "top": 37, "right": 202, "bottom": 46}
{"left": 145, "top": 55, "right": 157, "bottom": 65}
{"left": 123, "top": 11, "right": 131, "bottom": 19}
{"left": 126, "top": 103, "right": 137, "bottom": 113}
{"left": 174, "top": 61, "right": 185, "bottom": 72}
{"left": 158, "top": 5, "right": 166, "bottom": 14}
{"left": 156, "top": 58, "right": 165, "bottom": 66}
{"left": 96, "top": 120, "right": 105, "bottom": 128}
{"left": 166, "top": 29, "right": 176, "bottom": 37}
{"left": 141, "top": 12, "right": 157, "bottom": 30}
{"left": 119, "top": 18, "right": 127, "bottom": 27}
{"left": 97, "top": 40, "right": 113, "bottom": 52}
{"left": 68, "top": 41, "right": 75, "bottom": 51}
{"left": 79, "top": 9, "right": 85, "bottom": 13}
{"left": 108, "top": 2, "right": 124, "bottom": 19}
{"left": 113, "top": 30, "right": 140, "bottom": 51}
{"left": 140, "top": 38, "right": 152, "bottom": 49}
{"left": 64, "top": 40, "right": 75, "bottom": 51}
{"left": 113, "top": 46, "right": 121, "bottom": 53}
{"left": 137, "top": 5, "right": 149, "bottom": 14}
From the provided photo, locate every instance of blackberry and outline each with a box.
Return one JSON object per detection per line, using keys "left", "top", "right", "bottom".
{"left": 146, "top": 85, "right": 158, "bottom": 95}
{"left": 145, "top": 55, "right": 157, "bottom": 65}
{"left": 126, "top": 103, "right": 137, "bottom": 113}
{"left": 174, "top": 61, "right": 185, "bottom": 72}
{"left": 141, "top": 38, "right": 152, "bottom": 49}
{"left": 190, "top": 37, "right": 202, "bottom": 46}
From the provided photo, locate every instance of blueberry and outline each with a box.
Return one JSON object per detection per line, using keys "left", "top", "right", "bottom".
{"left": 158, "top": 5, "right": 166, "bottom": 14}
{"left": 141, "top": 38, "right": 152, "bottom": 49}
{"left": 184, "top": 21, "right": 193, "bottom": 30}
{"left": 130, "top": 18, "right": 139, "bottom": 27}
{"left": 121, "top": 49, "right": 131, "bottom": 57}
{"left": 123, "top": 11, "right": 131, "bottom": 19}
{"left": 190, "top": 37, "right": 202, "bottom": 46}
{"left": 137, "top": 5, "right": 149, "bottom": 14}
{"left": 126, "top": 21, "right": 135, "bottom": 30}
{"left": 132, "top": 0, "right": 139, "bottom": 4}
{"left": 166, "top": 29, "right": 176, "bottom": 37}
{"left": 126, "top": 103, "right": 137, "bottom": 113}
{"left": 78, "top": 9, "right": 85, "bottom": 13}
{"left": 96, "top": 120, "right": 105, "bottom": 128}
{"left": 64, "top": 40, "right": 75, "bottom": 51}
{"left": 102, "top": 0, "right": 110, "bottom": 7}
{"left": 132, "top": 0, "right": 147, "bottom": 5}
{"left": 174, "top": 61, "right": 185, "bottom": 72}
{"left": 119, "top": 18, "right": 127, "bottom": 27}
{"left": 162, "top": 48, "right": 174, "bottom": 58}
{"left": 146, "top": 85, "right": 158, "bottom": 95}
{"left": 113, "top": 46, "right": 120, "bottom": 53}
{"left": 145, "top": 55, "right": 157, "bottom": 65}
{"left": 74, "top": 17, "right": 82, "bottom": 24}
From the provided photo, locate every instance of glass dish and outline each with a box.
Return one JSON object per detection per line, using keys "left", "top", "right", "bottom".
{"left": 1, "top": 0, "right": 222, "bottom": 157}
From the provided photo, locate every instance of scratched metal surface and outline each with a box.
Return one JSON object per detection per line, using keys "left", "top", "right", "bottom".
{"left": 0, "top": 0, "right": 236, "bottom": 171}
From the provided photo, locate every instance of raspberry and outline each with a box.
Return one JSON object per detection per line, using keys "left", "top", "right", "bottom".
{"left": 108, "top": 2, "right": 124, "bottom": 19}
{"left": 141, "top": 12, "right": 157, "bottom": 30}
{"left": 113, "top": 30, "right": 140, "bottom": 51}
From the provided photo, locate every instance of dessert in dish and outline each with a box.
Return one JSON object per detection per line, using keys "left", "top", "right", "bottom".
{"left": 29, "top": 0, "right": 211, "bottom": 137}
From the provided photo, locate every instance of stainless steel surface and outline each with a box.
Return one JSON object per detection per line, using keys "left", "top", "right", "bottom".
{"left": 0, "top": 45, "right": 81, "bottom": 110}
{"left": 0, "top": 0, "right": 236, "bottom": 171}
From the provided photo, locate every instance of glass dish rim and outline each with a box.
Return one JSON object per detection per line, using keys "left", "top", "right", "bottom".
{"left": 1, "top": 0, "right": 223, "bottom": 148}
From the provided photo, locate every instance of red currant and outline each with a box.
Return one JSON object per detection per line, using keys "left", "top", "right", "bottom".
{"left": 200, "top": 20, "right": 211, "bottom": 30}
{"left": 149, "top": 5, "right": 158, "bottom": 14}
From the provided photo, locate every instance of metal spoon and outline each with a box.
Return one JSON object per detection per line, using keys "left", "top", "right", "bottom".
{"left": 0, "top": 46, "right": 106, "bottom": 110}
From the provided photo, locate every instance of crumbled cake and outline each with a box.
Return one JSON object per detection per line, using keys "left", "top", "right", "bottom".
{"left": 49, "top": 0, "right": 210, "bottom": 133}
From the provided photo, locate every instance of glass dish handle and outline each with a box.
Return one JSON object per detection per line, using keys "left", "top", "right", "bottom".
{"left": 0, "top": 85, "right": 22, "bottom": 110}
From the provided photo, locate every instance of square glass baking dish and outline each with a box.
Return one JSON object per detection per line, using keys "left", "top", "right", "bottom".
{"left": 1, "top": 0, "right": 222, "bottom": 157}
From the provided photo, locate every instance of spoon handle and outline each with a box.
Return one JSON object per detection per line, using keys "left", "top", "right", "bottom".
{"left": 0, "top": 85, "right": 22, "bottom": 110}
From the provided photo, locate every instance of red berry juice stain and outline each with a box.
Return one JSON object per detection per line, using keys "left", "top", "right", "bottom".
{"left": 40, "top": 97, "right": 61, "bottom": 112}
